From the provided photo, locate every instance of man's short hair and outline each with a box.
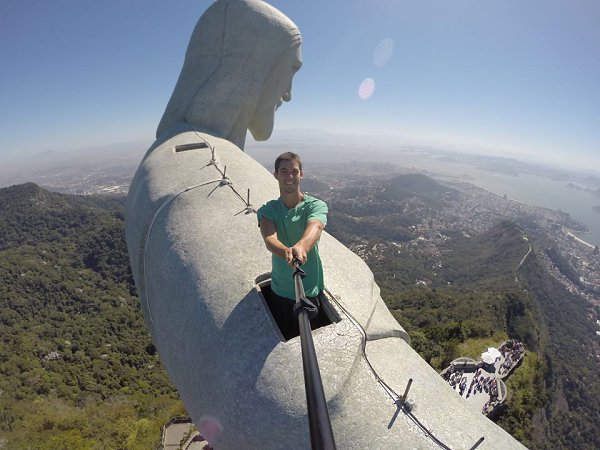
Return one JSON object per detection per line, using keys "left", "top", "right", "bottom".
{"left": 274, "top": 152, "right": 302, "bottom": 172}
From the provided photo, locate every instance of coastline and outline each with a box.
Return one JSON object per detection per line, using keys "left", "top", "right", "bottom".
{"left": 450, "top": 177, "right": 565, "bottom": 214}
{"left": 448, "top": 178, "right": 598, "bottom": 247}
{"left": 442, "top": 176, "right": 541, "bottom": 210}
{"left": 434, "top": 172, "right": 600, "bottom": 247}
{"left": 564, "top": 229, "right": 596, "bottom": 249}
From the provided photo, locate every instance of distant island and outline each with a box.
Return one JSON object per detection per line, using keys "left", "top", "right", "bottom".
{"left": 583, "top": 175, "right": 600, "bottom": 189}
{"left": 566, "top": 182, "right": 600, "bottom": 197}
{"left": 594, "top": 205, "right": 600, "bottom": 214}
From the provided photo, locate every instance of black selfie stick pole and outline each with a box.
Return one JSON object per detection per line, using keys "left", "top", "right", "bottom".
{"left": 292, "top": 259, "right": 336, "bottom": 450}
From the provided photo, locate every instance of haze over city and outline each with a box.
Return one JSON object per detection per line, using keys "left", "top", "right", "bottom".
{"left": 1, "top": 0, "right": 599, "bottom": 171}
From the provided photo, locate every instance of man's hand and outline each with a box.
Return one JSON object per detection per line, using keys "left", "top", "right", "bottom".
{"left": 291, "top": 243, "right": 308, "bottom": 265}
{"left": 260, "top": 217, "right": 323, "bottom": 267}
{"left": 284, "top": 247, "right": 294, "bottom": 266}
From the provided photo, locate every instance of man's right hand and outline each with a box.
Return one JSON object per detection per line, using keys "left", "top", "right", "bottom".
{"left": 291, "top": 243, "right": 308, "bottom": 265}
{"left": 285, "top": 247, "right": 295, "bottom": 266}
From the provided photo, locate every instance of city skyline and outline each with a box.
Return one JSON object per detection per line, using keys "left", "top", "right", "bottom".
{"left": 1, "top": 0, "right": 599, "bottom": 170}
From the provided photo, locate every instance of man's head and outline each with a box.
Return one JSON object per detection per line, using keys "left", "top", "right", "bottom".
{"left": 274, "top": 152, "right": 302, "bottom": 173}
{"left": 274, "top": 152, "right": 303, "bottom": 195}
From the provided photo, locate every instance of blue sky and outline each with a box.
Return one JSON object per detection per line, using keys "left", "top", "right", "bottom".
{"left": 1, "top": 0, "right": 599, "bottom": 169}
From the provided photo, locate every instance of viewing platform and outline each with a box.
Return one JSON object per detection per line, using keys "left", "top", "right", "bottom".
{"left": 441, "top": 340, "right": 525, "bottom": 417}
{"left": 159, "top": 416, "right": 212, "bottom": 450}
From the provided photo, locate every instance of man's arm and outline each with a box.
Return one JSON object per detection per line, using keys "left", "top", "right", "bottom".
{"left": 291, "top": 219, "right": 324, "bottom": 264}
{"left": 259, "top": 216, "right": 294, "bottom": 264}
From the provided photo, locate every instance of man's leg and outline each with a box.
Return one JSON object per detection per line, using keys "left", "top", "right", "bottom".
{"left": 269, "top": 290, "right": 329, "bottom": 339}
{"left": 269, "top": 290, "right": 299, "bottom": 339}
{"left": 308, "top": 291, "right": 330, "bottom": 330}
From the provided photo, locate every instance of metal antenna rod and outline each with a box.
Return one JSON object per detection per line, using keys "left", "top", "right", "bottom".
{"left": 402, "top": 378, "right": 413, "bottom": 404}
{"left": 469, "top": 437, "right": 485, "bottom": 450}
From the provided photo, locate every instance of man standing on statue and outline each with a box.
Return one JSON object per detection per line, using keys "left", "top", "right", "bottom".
{"left": 258, "top": 152, "right": 329, "bottom": 338}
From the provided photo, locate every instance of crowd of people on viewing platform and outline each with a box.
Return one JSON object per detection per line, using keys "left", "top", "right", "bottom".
{"left": 444, "top": 367, "right": 466, "bottom": 391}
{"left": 498, "top": 340, "right": 525, "bottom": 377}
{"left": 445, "top": 366, "right": 499, "bottom": 413}
{"left": 482, "top": 396, "right": 501, "bottom": 415}
{"left": 442, "top": 340, "right": 525, "bottom": 416}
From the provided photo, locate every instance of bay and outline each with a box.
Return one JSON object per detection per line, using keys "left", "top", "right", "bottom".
{"left": 386, "top": 150, "right": 600, "bottom": 247}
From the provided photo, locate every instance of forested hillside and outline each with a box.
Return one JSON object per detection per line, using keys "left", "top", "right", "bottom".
{"left": 519, "top": 250, "right": 600, "bottom": 449}
{"left": 0, "top": 183, "right": 183, "bottom": 449}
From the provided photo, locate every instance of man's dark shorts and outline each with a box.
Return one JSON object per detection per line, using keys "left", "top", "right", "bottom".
{"left": 269, "top": 290, "right": 330, "bottom": 340}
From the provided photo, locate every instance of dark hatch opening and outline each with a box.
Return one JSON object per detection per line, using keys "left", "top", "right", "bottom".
{"left": 256, "top": 276, "right": 341, "bottom": 341}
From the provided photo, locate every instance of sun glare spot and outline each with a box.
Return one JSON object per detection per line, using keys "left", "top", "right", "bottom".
{"left": 198, "top": 416, "right": 222, "bottom": 443}
{"left": 374, "top": 38, "right": 394, "bottom": 67}
{"left": 358, "top": 78, "right": 375, "bottom": 100}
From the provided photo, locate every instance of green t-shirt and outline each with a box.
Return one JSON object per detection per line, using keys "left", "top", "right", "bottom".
{"left": 257, "top": 195, "right": 328, "bottom": 300}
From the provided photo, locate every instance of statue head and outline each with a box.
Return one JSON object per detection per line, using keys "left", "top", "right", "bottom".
{"left": 156, "top": 0, "right": 302, "bottom": 149}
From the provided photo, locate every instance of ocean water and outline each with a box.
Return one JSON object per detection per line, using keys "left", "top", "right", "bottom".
{"left": 388, "top": 151, "right": 600, "bottom": 246}
{"left": 463, "top": 173, "right": 599, "bottom": 246}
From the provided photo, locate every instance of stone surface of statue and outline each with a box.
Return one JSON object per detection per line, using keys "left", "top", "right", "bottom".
{"left": 156, "top": 0, "right": 302, "bottom": 150}
{"left": 126, "top": 1, "right": 526, "bottom": 448}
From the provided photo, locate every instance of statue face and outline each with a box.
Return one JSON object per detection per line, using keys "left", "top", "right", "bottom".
{"left": 249, "top": 44, "right": 302, "bottom": 141}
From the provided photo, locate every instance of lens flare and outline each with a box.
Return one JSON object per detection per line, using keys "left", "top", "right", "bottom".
{"left": 198, "top": 416, "right": 222, "bottom": 443}
{"left": 373, "top": 38, "right": 394, "bottom": 67}
{"left": 358, "top": 78, "right": 375, "bottom": 100}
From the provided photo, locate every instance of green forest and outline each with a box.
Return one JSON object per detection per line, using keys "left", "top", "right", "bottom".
{"left": 0, "top": 183, "right": 184, "bottom": 449}
{"left": 1, "top": 179, "right": 600, "bottom": 449}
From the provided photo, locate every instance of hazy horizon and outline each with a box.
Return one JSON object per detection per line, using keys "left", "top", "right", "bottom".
{"left": 2, "top": 1, "right": 599, "bottom": 171}
{"left": 2, "top": 129, "right": 598, "bottom": 182}
{"left": 2, "top": 131, "right": 599, "bottom": 250}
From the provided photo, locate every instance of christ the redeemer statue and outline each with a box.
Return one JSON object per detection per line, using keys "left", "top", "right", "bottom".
{"left": 125, "top": 1, "right": 526, "bottom": 448}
